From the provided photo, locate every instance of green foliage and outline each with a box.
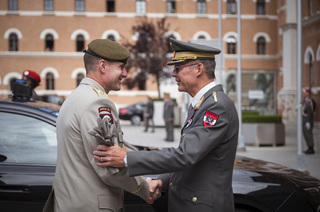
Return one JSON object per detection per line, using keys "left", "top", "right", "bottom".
{"left": 242, "top": 112, "right": 282, "bottom": 123}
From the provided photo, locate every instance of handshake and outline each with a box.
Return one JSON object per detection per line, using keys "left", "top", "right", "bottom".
{"left": 144, "top": 177, "right": 163, "bottom": 204}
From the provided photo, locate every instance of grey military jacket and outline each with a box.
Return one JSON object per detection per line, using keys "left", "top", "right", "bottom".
{"left": 43, "top": 78, "right": 149, "bottom": 212}
{"left": 127, "top": 84, "right": 239, "bottom": 212}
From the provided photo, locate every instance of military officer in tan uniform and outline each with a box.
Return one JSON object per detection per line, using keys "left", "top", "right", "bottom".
{"left": 94, "top": 38, "right": 239, "bottom": 212}
{"left": 43, "top": 39, "right": 157, "bottom": 212}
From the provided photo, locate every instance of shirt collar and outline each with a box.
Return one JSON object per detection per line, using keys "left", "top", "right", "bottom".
{"left": 191, "top": 81, "right": 218, "bottom": 107}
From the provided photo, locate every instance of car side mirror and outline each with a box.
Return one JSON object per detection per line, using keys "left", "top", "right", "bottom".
{"left": 0, "top": 154, "right": 7, "bottom": 162}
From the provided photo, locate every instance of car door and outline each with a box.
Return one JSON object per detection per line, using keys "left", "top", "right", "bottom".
{"left": 0, "top": 108, "right": 57, "bottom": 212}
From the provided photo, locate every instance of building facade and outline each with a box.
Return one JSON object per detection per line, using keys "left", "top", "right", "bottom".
{"left": 0, "top": 0, "right": 319, "bottom": 123}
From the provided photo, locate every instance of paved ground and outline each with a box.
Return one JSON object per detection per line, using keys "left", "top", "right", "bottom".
{"left": 120, "top": 120, "right": 320, "bottom": 180}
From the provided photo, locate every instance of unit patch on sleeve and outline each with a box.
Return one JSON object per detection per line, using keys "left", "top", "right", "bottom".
{"left": 98, "top": 107, "right": 113, "bottom": 124}
{"left": 203, "top": 111, "right": 219, "bottom": 127}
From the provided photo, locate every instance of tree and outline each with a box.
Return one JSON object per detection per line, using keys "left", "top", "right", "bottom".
{"left": 123, "top": 18, "right": 173, "bottom": 98}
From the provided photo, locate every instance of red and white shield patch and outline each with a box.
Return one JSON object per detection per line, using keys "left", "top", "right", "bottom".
{"left": 203, "top": 111, "right": 219, "bottom": 127}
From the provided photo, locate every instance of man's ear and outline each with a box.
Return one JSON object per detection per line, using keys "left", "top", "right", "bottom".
{"left": 99, "top": 59, "right": 107, "bottom": 73}
{"left": 196, "top": 63, "right": 204, "bottom": 76}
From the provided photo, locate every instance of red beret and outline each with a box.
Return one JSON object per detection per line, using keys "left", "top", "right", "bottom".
{"left": 23, "top": 70, "right": 41, "bottom": 83}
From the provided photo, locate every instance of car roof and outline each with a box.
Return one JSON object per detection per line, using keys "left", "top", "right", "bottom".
{"left": 0, "top": 98, "right": 60, "bottom": 123}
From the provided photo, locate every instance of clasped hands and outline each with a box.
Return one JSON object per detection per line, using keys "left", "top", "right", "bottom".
{"left": 93, "top": 145, "right": 163, "bottom": 204}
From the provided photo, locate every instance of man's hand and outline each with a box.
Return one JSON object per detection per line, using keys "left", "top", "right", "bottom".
{"left": 93, "top": 145, "right": 126, "bottom": 167}
{"left": 144, "top": 177, "right": 163, "bottom": 204}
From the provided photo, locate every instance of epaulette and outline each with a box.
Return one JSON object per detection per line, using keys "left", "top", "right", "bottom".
{"left": 212, "top": 91, "right": 218, "bottom": 102}
{"left": 92, "top": 86, "right": 108, "bottom": 97}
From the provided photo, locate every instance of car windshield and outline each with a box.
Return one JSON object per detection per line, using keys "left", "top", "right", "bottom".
{"left": 0, "top": 112, "right": 57, "bottom": 165}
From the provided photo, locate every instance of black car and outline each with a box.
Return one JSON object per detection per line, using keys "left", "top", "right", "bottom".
{"left": 1, "top": 98, "right": 320, "bottom": 212}
{"left": 119, "top": 102, "right": 146, "bottom": 125}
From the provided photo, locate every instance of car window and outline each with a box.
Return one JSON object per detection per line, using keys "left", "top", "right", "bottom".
{"left": 0, "top": 112, "right": 57, "bottom": 165}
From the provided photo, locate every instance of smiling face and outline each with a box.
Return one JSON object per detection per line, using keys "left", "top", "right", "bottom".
{"left": 103, "top": 61, "right": 127, "bottom": 93}
{"left": 171, "top": 62, "right": 199, "bottom": 97}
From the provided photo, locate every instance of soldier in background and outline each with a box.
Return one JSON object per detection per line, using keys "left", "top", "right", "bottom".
{"left": 302, "top": 88, "right": 317, "bottom": 154}
{"left": 22, "top": 70, "right": 41, "bottom": 100}
{"left": 163, "top": 92, "right": 174, "bottom": 141}
{"left": 144, "top": 96, "right": 155, "bottom": 133}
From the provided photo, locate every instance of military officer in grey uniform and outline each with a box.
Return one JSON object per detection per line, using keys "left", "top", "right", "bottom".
{"left": 42, "top": 39, "right": 158, "bottom": 212}
{"left": 94, "top": 38, "right": 239, "bottom": 212}
{"left": 163, "top": 92, "right": 174, "bottom": 141}
{"left": 302, "top": 88, "right": 316, "bottom": 154}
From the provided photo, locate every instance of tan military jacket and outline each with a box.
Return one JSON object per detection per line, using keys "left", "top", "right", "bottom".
{"left": 43, "top": 77, "right": 149, "bottom": 212}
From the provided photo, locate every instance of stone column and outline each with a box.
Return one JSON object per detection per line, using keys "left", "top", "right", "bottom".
{"left": 278, "top": 0, "right": 298, "bottom": 122}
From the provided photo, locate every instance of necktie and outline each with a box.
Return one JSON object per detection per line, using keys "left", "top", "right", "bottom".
{"left": 188, "top": 104, "right": 193, "bottom": 117}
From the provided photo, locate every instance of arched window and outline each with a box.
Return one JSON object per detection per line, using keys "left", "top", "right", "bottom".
{"left": 76, "top": 73, "right": 85, "bottom": 87}
{"left": 309, "top": 54, "right": 313, "bottom": 87}
{"left": 107, "top": 35, "right": 115, "bottom": 41}
{"left": 257, "top": 37, "right": 266, "bottom": 55}
{"left": 76, "top": 35, "right": 85, "bottom": 52}
{"left": 257, "top": 0, "right": 266, "bottom": 15}
{"left": 45, "top": 34, "right": 54, "bottom": 51}
{"left": 227, "top": 36, "right": 236, "bottom": 54}
{"left": 197, "top": 0, "right": 206, "bottom": 14}
{"left": 9, "top": 33, "right": 18, "bottom": 51}
{"left": 198, "top": 35, "right": 206, "bottom": 40}
{"left": 46, "top": 73, "right": 54, "bottom": 90}
{"left": 227, "top": 0, "right": 236, "bottom": 14}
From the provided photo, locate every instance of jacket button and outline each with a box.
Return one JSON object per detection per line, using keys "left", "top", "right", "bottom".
{"left": 169, "top": 182, "right": 173, "bottom": 187}
{"left": 192, "top": 197, "right": 197, "bottom": 202}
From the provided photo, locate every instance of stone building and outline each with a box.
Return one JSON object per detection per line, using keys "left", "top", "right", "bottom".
{"left": 0, "top": 0, "right": 319, "bottom": 123}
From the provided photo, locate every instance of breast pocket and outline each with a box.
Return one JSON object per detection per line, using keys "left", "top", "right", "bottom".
{"left": 98, "top": 195, "right": 123, "bottom": 212}
{"left": 179, "top": 185, "right": 214, "bottom": 208}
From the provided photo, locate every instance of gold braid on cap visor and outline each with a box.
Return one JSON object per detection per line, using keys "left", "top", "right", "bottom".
{"left": 172, "top": 51, "right": 215, "bottom": 62}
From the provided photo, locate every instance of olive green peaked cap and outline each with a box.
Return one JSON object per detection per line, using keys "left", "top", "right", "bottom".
{"left": 167, "top": 38, "right": 221, "bottom": 65}
{"left": 84, "top": 39, "right": 130, "bottom": 63}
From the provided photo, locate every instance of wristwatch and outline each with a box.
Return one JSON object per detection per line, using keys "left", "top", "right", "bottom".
{"left": 124, "top": 155, "right": 128, "bottom": 167}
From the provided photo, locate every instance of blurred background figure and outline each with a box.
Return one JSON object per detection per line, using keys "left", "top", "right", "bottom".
{"left": 163, "top": 92, "right": 174, "bottom": 141}
{"left": 144, "top": 96, "right": 155, "bottom": 133}
{"left": 22, "top": 70, "right": 41, "bottom": 101}
{"left": 302, "top": 88, "right": 317, "bottom": 154}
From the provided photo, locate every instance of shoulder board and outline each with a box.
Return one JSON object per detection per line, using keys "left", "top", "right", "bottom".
{"left": 212, "top": 91, "right": 218, "bottom": 102}
{"left": 92, "top": 86, "right": 108, "bottom": 97}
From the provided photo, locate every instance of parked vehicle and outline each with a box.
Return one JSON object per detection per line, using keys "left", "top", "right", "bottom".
{"left": 119, "top": 102, "right": 146, "bottom": 125}
{"left": 0, "top": 96, "right": 319, "bottom": 212}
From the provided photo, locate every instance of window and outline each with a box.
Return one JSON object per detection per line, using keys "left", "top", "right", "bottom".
{"left": 76, "top": 73, "right": 85, "bottom": 86}
{"left": 76, "top": 34, "right": 85, "bottom": 52}
{"left": 0, "top": 112, "right": 57, "bottom": 164}
{"left": 257, "top": 37, "right": 266, "bottom": 55}
{"left": 308, "top": 0, "right": 312, "bottom": 16}
{"left": 167, "top": 0, "right": 176, "bottom": 13}
{"left": 45, "top": 34, "right": 54, "bottom": 51}
{"left": 106, "top": 0, "right": 115, "bottom": 12}
{"left": 227, "top": 36, "right": 236, "bottom": 54}
{"left": 227, "top": 0, "right": 236, "bottom": 14}
{"left": 9, "top": 33, "right": 18, "bottom": 51}
{"left": 197, "top": 0, "right": 206, "bottom": 14}
{"left": 75, "top": 0, "right": 85, "bottom": 12}
{"left": 107, "top": 35, "right": 115, "bottom": 41}
{"left": 8, "top": 0, "right": 18, "bottom": 10}
{"left": 257, "top": 0, "right": 265, "bottom": 15}
{"left": 309, "top": 54, "right": 313, "bottom": 87}
{"left": 44, "top": 0, "right": 54, "bottom": 11}
{"left": 136, "top": 0, "right": 146, "bottom": 14}
{"left": 46, "top": 73, "right": 54, "bottom": 90}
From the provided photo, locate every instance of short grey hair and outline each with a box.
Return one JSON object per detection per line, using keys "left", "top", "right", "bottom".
{"left": 197, "top": 59, "right": 216, "bottom": 79}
